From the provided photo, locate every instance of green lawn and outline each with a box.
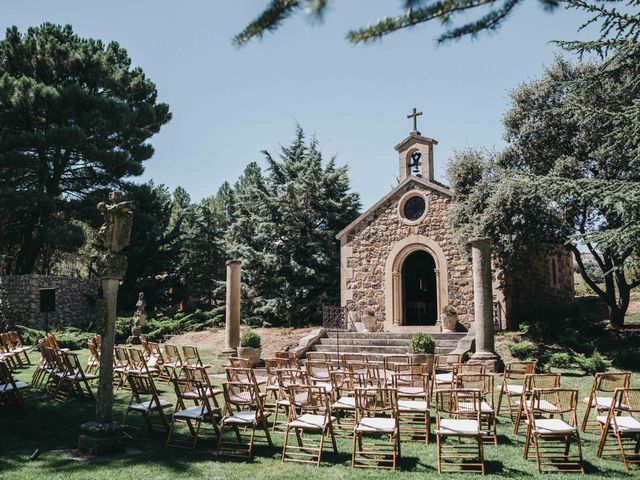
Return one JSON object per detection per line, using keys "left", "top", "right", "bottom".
{"left": 1, "top": 349, "right": 639, "bottom": 480}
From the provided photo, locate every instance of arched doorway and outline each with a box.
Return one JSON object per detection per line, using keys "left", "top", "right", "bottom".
{"left": 402, "top": 250, "right": 438, "bottom": 325}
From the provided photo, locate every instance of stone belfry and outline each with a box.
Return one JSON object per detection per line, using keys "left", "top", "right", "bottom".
{"left": 395, "top": 107, "right": 438, "bottom": 182}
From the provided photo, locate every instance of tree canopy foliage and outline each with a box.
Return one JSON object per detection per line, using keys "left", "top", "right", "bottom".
{"left": 0, "top": 23, "right": 171, "bottom": 275}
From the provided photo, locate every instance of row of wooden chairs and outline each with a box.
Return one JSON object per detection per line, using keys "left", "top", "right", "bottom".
{"left": 0, "top": 331, "right": 31, "bottom": 369}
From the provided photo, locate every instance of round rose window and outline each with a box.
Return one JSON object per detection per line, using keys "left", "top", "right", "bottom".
{"left": 403, "top": 195, "right": 426, "bottom": 221}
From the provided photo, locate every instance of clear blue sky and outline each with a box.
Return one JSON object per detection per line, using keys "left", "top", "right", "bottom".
{"left": 4, "top": 1, "right": 594, "bottom": 209}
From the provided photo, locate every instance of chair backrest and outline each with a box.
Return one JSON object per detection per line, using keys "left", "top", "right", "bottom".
{"left": 87, "top": 339, "right": 100, "bottom": 359}
{"left": 436, "top": 388, "right": 482, "bottom": 418}
{"left": 276, "top": 351, "right": 297, "bottom": 360}
{"left": 287, "top": 384, "right": 330, "bottom": 414}
{"left": 504, "top": 361, "right": 536, "bottom": 381}
{"left": 173, "top": 377, "right": 215, "bottom": 415}
{"left": 305, "top": 352, "right": 332, "bottom": 363}
{"left": 182, "top": 345, "right": 203, "bottom": 366}
{"left": 276, "top": 368, "right": 309, "bottom": 391}
{"left": 62, "top": 351, "right": 85, "bottom": 377}
{"left": 529, "top": 388, "right": 578, "bottom": 420}
{"left": 524, "top": 373, "right": 561, "bottom": 392}
{"left": 127, "top": 372, "right": 162, "bottom": 405}
{"left": 331, "top": 370, "right": 365, "bottom": 397}
{"left": 1, "top": 332, "right": 14, "bottom": 350}
{"left": 229, "top": 356, "right": 252, "bottom": 368}
{"left": 223, "top": 380, "right": 264, "bottom": 412}
{"left": 9, "top": 331, "right": 25, "bottom": 348}
{"left": 594, "top": 372, "right": 630, "bottom": 393}
{"left": 183, "top": 364, "right": 214, "bottom": 390}
{"left": 46, "top": 347, "right": 66, "bottom": 372}
{"left": 392, "top": 371, "right": 430, "bottom": 397}
{"left": 47, "top": 333, "right": 60, "bottom": 350}
{"left": 146, "top": 342, "right": 164, "bottom": 366}
{"left": 341, "top": 353, "right": 369, "bottom": 369}
{"left": 354, "top": 387, "right": 397, "bottom": 419}
{"left": 305, "top": 360, "right": 333, "bottom": 382}
{"left": 128, "top": 348, "right": 153, "bottom": 375}
{"left": 434, "top": 354, "right": 463, "bottom": 372}
{"left": 114, "top": 346, "right": 130, "bottom": 367}
{"left": 613, "top": 387, "right": 640, "bottom": 414}
{"left": 383, "top": 355, "right": 411, "bottom": 372}
{"left": 455, "top": 373, "right": 494, "bottom": 400}
{"left": 164, "top": 344, "right": 182, "bottom": 364}
{"left": 0, "top": 360, "right": 18, "bottom": 392}
{"left": 347, "top": 361, "right": 380, "bottom": 385}
{"left": 225, "top": 366, "right": 259, "bottom": 387}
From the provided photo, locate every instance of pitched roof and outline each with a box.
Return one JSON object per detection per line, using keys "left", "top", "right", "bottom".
{"left": 336, "top": 176, "right": 451, "bottom": 240}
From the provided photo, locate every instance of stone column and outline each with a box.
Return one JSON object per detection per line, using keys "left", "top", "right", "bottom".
{"left": 222, "top": 260, "right": 241, "bottom": 356}
{"left": 79, "top": 191, "right": 133, "bottom": 455}
{"left": 468, "top": 237, "right": 502, "bottom": 372}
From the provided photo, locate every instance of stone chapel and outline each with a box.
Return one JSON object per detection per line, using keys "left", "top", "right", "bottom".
{"left": 337, "top": 110, "right": 575, "bottom": 332}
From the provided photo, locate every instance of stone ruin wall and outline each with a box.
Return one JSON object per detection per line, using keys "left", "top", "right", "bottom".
{"left": 0, "top": 274, "right": 99, "bottom": 330}
{"left": 342, "top": 183, "right": 476, "bottom": 328}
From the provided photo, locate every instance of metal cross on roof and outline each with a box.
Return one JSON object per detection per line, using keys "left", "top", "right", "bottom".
{"left": 407, "top": 107, "right": 423, "bottom": 133}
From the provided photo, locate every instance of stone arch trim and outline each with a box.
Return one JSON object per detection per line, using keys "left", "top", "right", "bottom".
{"left": 384, "top": 235, "right": 449, "bottom": 327}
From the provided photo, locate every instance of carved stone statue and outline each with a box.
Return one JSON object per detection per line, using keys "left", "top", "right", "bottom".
{"left": 97, "top": 191, "right": 134, "bottom": 254}
{"left": 133, "top": 292, "right": 146, "bottom": 328}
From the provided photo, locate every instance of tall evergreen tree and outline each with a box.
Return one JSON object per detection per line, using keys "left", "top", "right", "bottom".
{"left": 0, "top": 23, "right": 170, "bottom": 274}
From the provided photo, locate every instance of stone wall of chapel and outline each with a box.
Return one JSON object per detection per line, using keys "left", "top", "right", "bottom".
{"left": 342, "top": 184, "right": 476, "bottom": 328}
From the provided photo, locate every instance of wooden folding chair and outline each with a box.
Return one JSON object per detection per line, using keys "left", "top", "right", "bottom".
{"left": 282, "top": 384, "right": 338, "bottom": 467}
{"left": 145, "top": 341, "right": 165, "bottom": 370}
{"left": 435, "top": 389, "right": 485, "bottom": 474}
{"left": 54, "top": 351, "right": 97, "bottom": 402}
{"left": 347, "top": 361, "right": 381, "bottom": 387}
{"left": 182, "top": 365, "right": 223, "bottom": 407}
{"left": 524, "top": 388, "right": 584, "bottom": 474}
{"left": 431, "top": 354, "right": 464, "bottom": 392}
{"left": 113, "top": 346, "right": 131, "bottom": 389}
{"left": 0, "top": 342, "right": 19, "bottom": 371}
{"left": 166, "top": 377, "right": 221, "bottom": 449}
{"left": 596, "top": 387, "right": 640, "bottom": 470}
{"left": 160, "top": 344, "right": 183, "bottom": 382}
{"left": 581, "top": 372, "right": 630, "bottom": 432}
{"left": 127, "top": 347, "right": 160, "bottom": 377}
{"left": 496, "top": 360, "right": 536, "bottom": 418}
{"left": 306, "top": 360, "right": 334, "bottom": 399}
{"left": 456, "top": 373, "right": 497, "bottom": 445}
{"left": 514, "top": 373, "right": 561, "bottom": 434}
{"left": 0, "top": 360, "right": 30, "bottom": 410}
{"left": 273, "top": 368, "right": 309, "bottom": 432}
{"left": 30, "top": 340, "right": 51, "bottom": 387}
{"left": 86, "top": 338, "right": 100, "bottom": 374}
{"left": 8, "top": 331, "right": 31, "bottom": 365}
{"left": 218, "top": 379, "right": 273, "bottom": 459}
{"left": 352, "top": 386, "right": 400, "bottom": 470}
{"left": 0, "top": 333, "right": 24, "bottom": 368}
{"left": 183, "top": 345, "right": 209, "bottom": 367}
{"left": 124, "top": 373, "right": 172, "bottom": 432}
{"left": 393, "top": 370, "right": 431, "bottom": 445}
{"left": 331, "top": 370, "right": 366, "bottom": 436}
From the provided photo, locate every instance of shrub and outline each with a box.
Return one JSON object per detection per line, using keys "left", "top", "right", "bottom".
{"left": 574, "top": 350, "right": 611, "bottom": 375}
{"left": 443, "top": 305, "right": 456, "bottom": 316}
{"left": 240, "top": 330, "right": 261, "bottom": 348}
{"left": 507, "top": 341, "right": 538, "bottom": 360}
{"left": 15, "top": 325, "right": 93, "bottom": 350}
{"left": 407, "top": 333, "right": 435, "bottom": 354}
{"left": 612, "top": 348, "right": 639, "bottom": 370}
{"left": 547, "top": 352, "right": 573, "bottom": 369}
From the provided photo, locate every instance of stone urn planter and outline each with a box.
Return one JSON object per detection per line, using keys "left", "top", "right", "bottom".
{"left": 236, "top": 346, "right": 262, "bottom": 367}
{"left": 362, "top": 307, "right": 378, "bottom": 333}
{"left": 440, "top": 305, "right": 458, "bottom": 333}
{"left": 237, "top": 330, "right": 261, "bottom": 367}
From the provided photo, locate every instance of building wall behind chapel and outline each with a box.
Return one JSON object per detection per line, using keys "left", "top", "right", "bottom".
{"left": 340, "top": 183, "right": 476, "bottom": 328}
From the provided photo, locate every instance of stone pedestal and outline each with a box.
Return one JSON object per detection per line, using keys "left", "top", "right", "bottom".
{"left": 468, "top": 237, "right": 502, "bottom": 372}
{"left": 221, "top": 260, "right": 241, "bottom": 357}
{"left": 78, "top": 421, "right": 125, "bottom": 455}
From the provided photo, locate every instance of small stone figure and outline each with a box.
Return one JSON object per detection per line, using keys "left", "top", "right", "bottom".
{"left": 97, "top": 191, "right": 134, "bottom": 254}
{"left": 128, "top": 292, "right": 146, "bottom": 344}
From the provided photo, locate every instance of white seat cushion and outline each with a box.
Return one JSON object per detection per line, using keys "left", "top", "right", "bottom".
{"left": 398, "top": 400, "right": 429, "bottom": 413}
{"left": 222, "top": 410, "right": 269, "bottom": 425}
{"left": 398, "top": 386, "right": 428, "bottom": 396}
{"left": 0, "top": 381, "right": 30, "bottom": 393}
{"left": 583, "top": 396, "right": 615, "bottom": 409}
{"left": 529, "top": 418, "right": 576, "bottom": 434}
{"left": 437, "top": 418, "right": 479, "bottom": 435}
{"left": 356, "top": 417, "right": 397, "bottom": 433}
{"left": 597, "top": 415, "right": 640, "bottom": 433}
{"left": 173, "top": 405, "right": 220, "bottom": 420}
{"left": 505, "top": 384, "right": 523, "bottom": 395}
{"left": 314, "top": 382, "right": 333, "bottom": 394}
{"left": 332, "top": 396, "right": 356, "bottom": 410}
{"left": 435, "top": 373, "right": 453, "bottom": 384}
{"left": 458, "top": 401, "right": 495, "bottom": 413}
{"left": 289, "top": 413, "right": 336, "bottom": 430}
{"left": 129, "top": 399, "right": 172, "bottom": 412}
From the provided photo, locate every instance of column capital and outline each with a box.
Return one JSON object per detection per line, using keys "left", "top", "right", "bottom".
{"left": 226, "top": 259, "right": 242, "bottom": 266}
{"left": 468, "top": 236, "right": 491, "bottom": 247}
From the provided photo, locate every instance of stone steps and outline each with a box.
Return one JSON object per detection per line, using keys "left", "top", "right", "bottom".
{"left": 306, "top": 330, "right": 466, "bottom": 365}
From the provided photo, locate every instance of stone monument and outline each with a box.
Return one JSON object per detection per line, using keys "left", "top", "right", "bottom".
{"left": 78, "top": 191, "right": 133, "bottom": 454}
{"left": 127, "top": 292, "right": 146, "bottom": 344}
